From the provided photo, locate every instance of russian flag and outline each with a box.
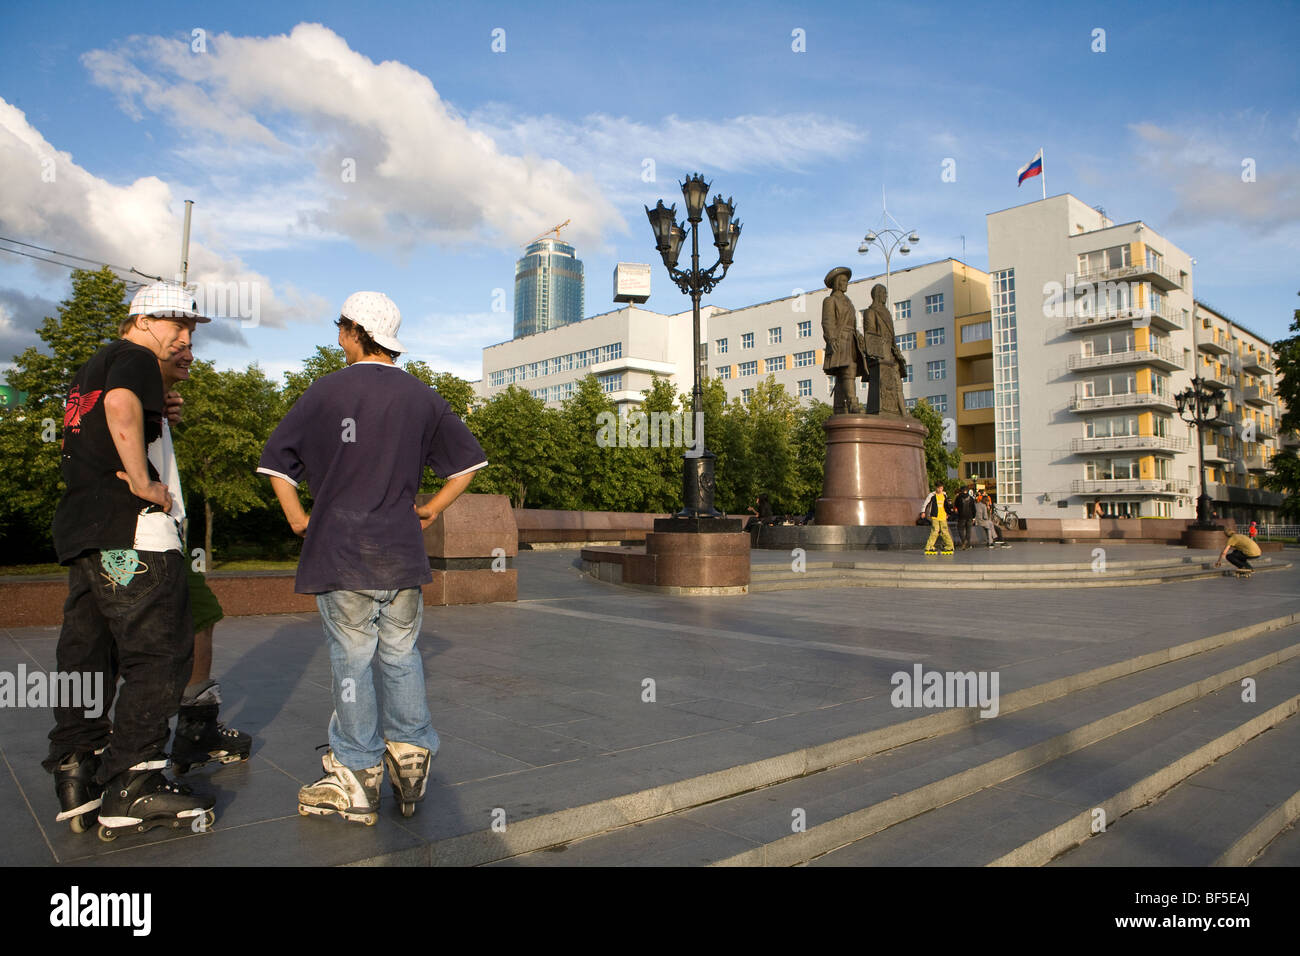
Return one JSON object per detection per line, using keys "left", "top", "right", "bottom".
{"left": 1017, "top": 149, "right": 1043, "bottom": 186}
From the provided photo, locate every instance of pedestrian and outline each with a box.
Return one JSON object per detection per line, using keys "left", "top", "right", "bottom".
{"left": 1248, "top": 520, "right": 1258, "bottom": 540}
{"left": 977, "top": 491, "right": 1011, "bottom": 548}
{"left": 745, "top": 494, "right": 773, "bottom": 532}
{"left": 921, "top": 482, "right": 955, "bottom": 555}
{"left": 955, "top": 484, "right": 976, "bottom": 550}
{"left": 45, "top": 281, "right": 216, "bottom": 839}
{"left": 258, "top": 292, "right": 488, "bottom": 824}
{"left": 1215, "top": 528, "right": 1262, "bottom": 576}
{"left": 156, "top": 342, "right": 253, "bottom": 774}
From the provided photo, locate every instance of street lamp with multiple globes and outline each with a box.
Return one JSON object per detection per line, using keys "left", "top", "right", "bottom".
{"left": 1175, "top": 378, "right": 1224, "bottom": 528}
{"left": 645, "top": 173, "right": 741, "bottom": 517}
{"left": 857, "top": 203, "right": 919, "bottom": 306}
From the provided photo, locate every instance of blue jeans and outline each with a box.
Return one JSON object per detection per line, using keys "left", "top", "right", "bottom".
{"left": 316, "top": 588, "right": 439, "bottom": 771}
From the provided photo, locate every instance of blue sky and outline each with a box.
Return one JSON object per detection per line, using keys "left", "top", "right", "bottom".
{"left": 1, "top": 0, "right": 1297, "bottom": 384}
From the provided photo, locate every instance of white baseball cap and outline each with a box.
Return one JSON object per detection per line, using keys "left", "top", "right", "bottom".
{"left": 340, "top": 291, "right": 405, "bottom": 353}
{"left": 129, "top": 282, "right": 211, "bottom": 323}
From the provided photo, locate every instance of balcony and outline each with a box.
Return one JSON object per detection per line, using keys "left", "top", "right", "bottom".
{"left": 1202, "top": 443, "right": 1228, "bottom": 463}
{"left": 1071, "top": 478, "right": 1191, "bottom": 496}
{"left": 1197, "top": 333, "right": 1230, "bottom": 356}
{"left": 1070, "top": 435, "right": 1189, "bottom": 454}
{"left": 1068, "top": 343, "right": 1184, "bottom": 372}
{"left": 1242, "top": 385, "right": 1270, "bottom": 407}
{"left": 1063, "top": 302, "right": 1184, "bottom": 333}
{"left": 1197, "top": 365, "right": 1229, "bottom": 389}
{"left": 1245, "top": 455, "right": 1270, "bottom": 473}
{"left": 1074, "top": 260, "right": 1183, "bottom": 292}
{"left": 1242, "top": 353, "right": 1273, "bottom": 375}
{"left": 1069, "top": 391, "right": 1177, "bottom": 413}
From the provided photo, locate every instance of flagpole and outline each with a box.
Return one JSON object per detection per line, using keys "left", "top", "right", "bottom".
{"left": 1041, "top": 147, "right": 1046, "bottom": 200}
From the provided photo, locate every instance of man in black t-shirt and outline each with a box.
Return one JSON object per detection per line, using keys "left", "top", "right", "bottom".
{"left": 44, "top": 281, "right": 217, "bottom": 837}
{"left": 259, "top": 291, "right": 487, "bottom": 824}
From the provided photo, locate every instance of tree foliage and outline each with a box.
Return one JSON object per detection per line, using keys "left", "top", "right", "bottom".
{"left": 1264, "top": 302, "right": 1300, "bottom": 518}
{"left": 910, "top": 398, "right": 963, "bottom": 489}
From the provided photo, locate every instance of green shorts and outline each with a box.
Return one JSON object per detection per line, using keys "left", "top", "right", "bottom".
{"left": 187, "top": 569, "right": 225, "bottom": 633}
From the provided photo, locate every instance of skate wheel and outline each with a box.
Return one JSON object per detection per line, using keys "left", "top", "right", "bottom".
{"left": 363, "top": 813, "right": 378, "bottom": 826}
{"left": 401, "top": 802, "right": 415, "bottom": 818}
{"left": 70, "top": 813, "right": 91, "bottom": 834}
{"left": 97, "top": 825, "right": 116, "bottom": 843}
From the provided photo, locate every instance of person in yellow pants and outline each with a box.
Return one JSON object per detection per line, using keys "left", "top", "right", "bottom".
{"left": 921, "top": 483, "right": 954, "bottom": 555}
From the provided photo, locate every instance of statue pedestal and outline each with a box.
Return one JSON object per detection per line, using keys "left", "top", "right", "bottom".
{"left": 815, "top": 414, "right": 929, "bottom": 526}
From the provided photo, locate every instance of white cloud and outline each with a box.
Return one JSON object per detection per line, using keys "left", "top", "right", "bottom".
{"left": 0, "top": 99, "right": 323, "bottom": 332}
{"left": 82, "top": 23, "right": 624, "bottom": 251}
{"left": 1130, "top": 119, "right": 1300, "bottom": 234}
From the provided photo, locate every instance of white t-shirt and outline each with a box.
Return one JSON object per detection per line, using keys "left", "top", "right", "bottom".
{"left": 133, "top": 421, "right": 185, "bottom": 553}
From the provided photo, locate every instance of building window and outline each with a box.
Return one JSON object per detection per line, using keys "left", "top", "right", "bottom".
{"left": 599, "top": 373, "right": 623, "bottom": 393}
{"left": 600, "top": 343, "right": 622, "bottom": 362}
{"left": 489, "top": 370, "right": 505, "bottom": 387}
{"left": 1077, "top": 245, "right": 1130, "bottom": 275}
{"left": 739, "top": 361, "right": 757, "bottom": 377}
{"left": 895, "top": 300, "right": 911, "bottom": 320}
{"left": 966, "top": 460, "right": 995, "bottom": 479}
{"left": 742, "top": 332, "right": 754, "bottom": 349}
{"left": 927, "top": 394, "right": 948, "bottom": 413}
{"left": 765, "top": 356, "right": 786, "bottom": 372}
{"left": 741, "top": 388, "right": 753, "bottom": 402}
{"left": 925, "top": 328, "right": 945, "bottom": 347}
{"left": 901, "top": 365, "right": 913, "bottom": 384}
{"left": 794, "top": 350, "right": 816, "bottom": 368}
{"left": 924, "top": 293, "right": 944, "bottom": 314}
{"left": 905, "top": 398, "right": 918, "bottom": 410}
{"left": 927, "top": 360, "right": 946, "bottom": 380}
{"left": 528, "top": 362, "right": 539, "bottom": 379}
{"left": 964, "top": 388, "right": 994, "bottom": 410}
{"left": 991, "top": 268, "right": 1021, "bottom": 503}
{"left": 797, "top": 379, "right": 812, "bottom": 397}
{"left": 896, "top": 332, "right": 917, "bottom": 351}
{"left": 718, "top": 365, "right": 731, "bottom": 380}
{"left": 716, "top": 338, "right": 728, "bottom": 354}
{"left": 797, "top": 320, "right": 812, "bottom": 338}
{"left": 768, "top": 327, "right": 782, "bottom": 345}
{"left": 961, "top": 321, "right": 992, "bottom": 343}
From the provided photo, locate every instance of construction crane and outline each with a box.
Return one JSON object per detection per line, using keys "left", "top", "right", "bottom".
{"left": 525, "top": 219, "right": 570, "bottom": 246}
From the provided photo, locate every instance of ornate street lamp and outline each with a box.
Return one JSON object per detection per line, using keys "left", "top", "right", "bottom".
{"left": 645, "top": 174, "right": 741, "bottom": 518}
{"left": 1175, "top": 378, "right": 1223, "bottom": 527}
{"left": 857, "top": 193, "right": 919, "bottom": 306}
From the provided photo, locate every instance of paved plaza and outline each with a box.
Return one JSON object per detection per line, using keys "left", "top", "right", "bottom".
{"left": 2, "top": 544, "right": 1298, "bottom": 866}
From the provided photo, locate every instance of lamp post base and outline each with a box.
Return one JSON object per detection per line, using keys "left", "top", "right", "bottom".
{"left": 678, "top": 450, "right": 723, "bottom": 519}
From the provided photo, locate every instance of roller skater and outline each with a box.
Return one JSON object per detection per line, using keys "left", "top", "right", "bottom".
{"left": 53, "top": 749, "right": 104, "bottom": 833}
{"left": 171, "top": 680, "right": 252, "bottom": 773}
{"left": 383, "top": 741, "right": 432, "bottom": 818}
{"left": 260, "top": 292, "right": 485, "bottom": 827}
{"left": 96, "top": 759, "right": 215, "bottom": 842}
{"left": 297, "top": 750, "right": 381, "bottom": 826}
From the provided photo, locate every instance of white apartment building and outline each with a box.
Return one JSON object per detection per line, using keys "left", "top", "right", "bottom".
{"left": 480, "top": 303, "right": 726, "bottom": 411}
{"left": 1194, "top": 302, "right": 1286, "bottom": 522}
{"left": 986, "top": 194, "right": 1202, "bottom": 520}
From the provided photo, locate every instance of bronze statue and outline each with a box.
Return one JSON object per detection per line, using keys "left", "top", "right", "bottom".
{"left": 862, "top": 283, "right": 909, "bottom": 417}
{"left": 821, "top": 267, "right": 869, "bottom": 414}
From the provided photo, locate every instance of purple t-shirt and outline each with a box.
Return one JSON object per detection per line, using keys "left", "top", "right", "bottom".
{"left": 258, "top": 362, "right": 487, "bottom": 594}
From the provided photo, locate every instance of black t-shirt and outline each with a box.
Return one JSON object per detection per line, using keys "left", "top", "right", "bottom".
{"left": 52, "top": 340, "right": 165, "bottom": 563}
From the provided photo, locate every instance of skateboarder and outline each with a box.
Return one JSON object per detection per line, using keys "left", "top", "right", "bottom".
{"left": 1214, "top": 528, "right": 1261, "bottom": 576}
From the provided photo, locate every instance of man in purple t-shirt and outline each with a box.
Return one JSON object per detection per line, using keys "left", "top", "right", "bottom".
{"left": 258, "top": 291, "right": 486, "bottom": 824}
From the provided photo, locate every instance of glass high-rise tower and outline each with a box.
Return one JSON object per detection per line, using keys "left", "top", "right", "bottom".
{"left": 513, "top": 238, "right": 585, "bottom": 338}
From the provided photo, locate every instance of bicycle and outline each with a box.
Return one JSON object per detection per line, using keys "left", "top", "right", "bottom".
{"left": 992, "top": 503, "right": 1020, "bottom": 529}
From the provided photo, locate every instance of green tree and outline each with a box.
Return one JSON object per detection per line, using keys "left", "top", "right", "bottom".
{"left": 1264, "top": 302, "right": 1300, "bottom": 518}
{"left": 627, "top": 376, "right": 686, "bottom": 513}
{"left": 403, "top": 361, "right": 476, "bottom": 419}
{"left": 742, "top": 376, "right": 802, "bottom": 514}
{"left": 791, "top": 400, "right": 833, "bottom": 515}
{"left": 911, "top": 398, "right": 962, "bottom": 489}
{"left": 174, "top": 361, "right": 280, "bottom": 562}
{"left": 466, "top": 386, "right": 570, "bottom": 508}
{"left": 560, "top": 375, "right": 623, "bottom": 511}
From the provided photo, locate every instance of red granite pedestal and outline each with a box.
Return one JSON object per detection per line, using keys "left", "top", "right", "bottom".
{"left": 815, "top": 414, "right": 929, "bottom": 526}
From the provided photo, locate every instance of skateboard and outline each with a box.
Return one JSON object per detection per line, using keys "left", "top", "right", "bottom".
{"left": 1222, "top": 569, "right": 1253, "bottom": 579}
